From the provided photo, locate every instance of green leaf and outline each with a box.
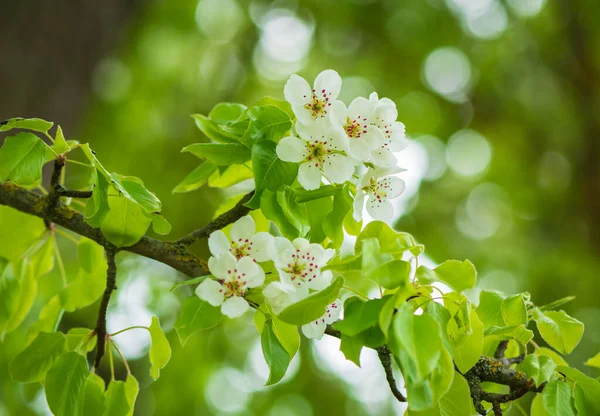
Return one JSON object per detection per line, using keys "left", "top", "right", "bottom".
{"left": 294, "top": 185, "right": 339, "bottom": 203}
{"left": 542, "top": 380, "right": 576, "bottom": 416}
{"left": 574, "top": 384, "right": 591, "bottom": 416}
{"left": 340, "top": 334, "right": 363, "bottom": 366}
{"left": 207, "top": 163, "right": 254, "bottom": 188}
{"left": 416, "top": 259, "right": 477, "bottom": 293}
{"left": 538, "top": 296, "right": 576, "bottom": 311}
{"left": 405, "top": 348, "right": 454, "bottom": 411}
{"left": 243, "top": 105, "right": 292, "bottom": 145}
{"left": 276, "top": 186, "right": 309, "bottom": 236}
{"left": 103, "top": 376, "right": 139, "bottom": 416}
{"left": 209, "top": 103, "right": 247, "bottom": 124}
{"left": 254, "top": 311, "right": 300, "bottom": 359}
{"left": 556, "top": 366, "right": 600, "bottom": 413}
{"left": 183, "top": 143, "right": 251, "bottom": 165}
{"left": 3, "top": 260, "right": 38, "bottom": 334}
{"left": 60, "top": 239, "right": 107, "bottom": 311}
{"left": 392, "top": 303, "right": 443, "bottom": 383}
{"left": 247, "top": 139, "right": 298, "bottom": 209}
{"left": 0, "top": 117, "right": 53, "bottom": 133}
{"left": 45, "top": 352, "right": 90, "bottom": 416}
{"left": 191, "top": 114, "right": 241, "bottom": 143}
{"left": 149, "top": 316, "right": 171, "bottom": 380}
{"left": 260, "top": 189, "right": 301, "bottom": 238}
{"left": 53, "top": 126, "right": 71, "bottom": 154}
{"left": 530, "top": 394, "right": 545, "bottom": 416}
{"left": 172, "top": 162, "right": 217, "bottom": 193}
{"left": 518, "top": 354, "right": 556, "bottom": 386}
{"left": 305, "top": 197, "right": 333, "bottom": 243}
{"left": 79, "top": 373, "right": 105, "bottom": 416}
{"left": 66, "top": 328, "right": 97, "bottom": 352}
{"left": 356, "top": 221, "right": 423, "bottom": 257}
{"left": 278, "top": 277, "right": 344, "bottom": 325}
{"left": 26, "top": 295, "right": 63, "bottom": 343}
{"left": 111, "top": 174, "right": 162, "bottom": 213}
{"left": 100, "top": 195, "right": 152, "bottom": 247}
{"left": 323, "top": 187, "right": 353, "bottom": 249}
{"left": 475, "top": 291, "right": 505, "bottom": 328}
{"left": 453, "top": 308, "right": 484, "bottom": 373}
{"left": 151, "top": 213, "right": 171, "bottom": 235}
{"left": 174, "top": 297, "right": 223, "bottom": 345}
{"left": 484, "top": 324, "right": 534, "bottom": 346}
{"left": 501, "top": 294, "right": 527, "bottom": 326}
{"left": 536, "top": 347, "right": 569, "bottom": 366}
{"left": 10, "top": 332, "right": 67, "bottom": 383}
{"left": 0, "top": 261, "right": 20, "bottom": 336}
{"left": 333, "top": 297, "right": 387, "bottom": 337}
{"left": 408, "top": 371, "right": 472, "bottom": 416}
{"left": 261, "top": 320, "right": 291, "bottom": 386}
{"left": 169, "top": 276, "right": 206, "bottom": 292}
{"left": 248, "top": 97, "right": 294, "bottom": 119}
{"left": 533, "top": 308, "right": 584, "bottom": 355}
{"left": 585, "top": 352, "right": 600, "bottom": 369}
{"left": 85, "top": 169, "right": 110, "bottom": 228}
{"left": 0, "top": 132, "right": 50, "bottom": 186}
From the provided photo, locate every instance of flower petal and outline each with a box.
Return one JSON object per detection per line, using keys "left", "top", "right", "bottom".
{"left": 284, "top": 74, "right": 311, "bottom": 107}
{"left": 292, "top": 237, "right": 311, "bottom": 251}
{"left": 196, "top": 279, "right": 225, "bottom": 306}
{"left": 362, "top": 125, "right": 385, "bottom": 148}
{"left": 374, "top": 103, "right": 398, "bottom": 125}
{"left": 381, "top": 176, "right": 405, "bottom": 199}
{"left": 236, "top": 256, "right": 261, "bottom": 280}
{"left": 208, "top": 253, "right": 237, "bottom": 280}
{"left": 277, "top": 136, "right": 308, "bottom": 163}
{"left": 366, "top": 196, "right": 394, "bottom": 222}
{"left": 330, "top": 100, "right": 347, "bottom": 126}
{"left": 249, "top": 232, "right": 274, "bottom": 262}
{"left": 323, "top": 300, "right": 342, "bottom": 324}
{"left": 230, "top": 215, "right": 256, "bottom": 242}
{"left": 263, "top": 281, "right": 297, "bottom": 315}
{"left": 326, "top": 125, "right": 349, "bottom": 153}
{"left": 347, "top": 97, "right": 374, "bottom": 121}
{"left": 208, "top": 230, "right": 230, "bottom": 257}
{"left": 302, "top": 320, "right": 326, "bottom": 340}
{"left": 353, "top": 190, "right": 366, "bottom": 221}
{"left": 246, "top": 264, "right": 265, "bottom": 288}
{"left": 388, "top": 122, "right": 408, "bottom": 151}
{"left": 221, "top": 296, "right": 250, "bottom": 318}
{"left": 298, "top": 162, "right": 323, "bottom": 190}
{"left": 323, "top": 154, "right": 354, "bottom": 184}
{"left": 314, "top": 70, "right": 342, "bottom": 101}
{"left": 370, "top": 147, "right": 397, "bottom": 167}
{"left": 307, "top": 271, "right": 330, "bottom": 290}
{"left": 347, "top": 136, "right": 375, "bottom": 160}
{"left": 369, "top": 92, "right": 379, "bottom": 103}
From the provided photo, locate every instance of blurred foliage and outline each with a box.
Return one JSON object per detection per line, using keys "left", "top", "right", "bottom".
{"left": 1, "top": 0, "right": 600, "bottom": 415}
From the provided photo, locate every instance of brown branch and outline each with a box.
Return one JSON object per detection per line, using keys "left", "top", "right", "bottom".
{"left": 0, "top": 182, "right": 209, "bottom": 277}
{"left": 175, "top": 191, "right": 254, "bottom": 246}
{"left": 94, "top": 247, "right": 117, "bottom": 368}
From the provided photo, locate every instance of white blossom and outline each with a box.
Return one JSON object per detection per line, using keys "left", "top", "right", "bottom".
{"left": 208, "top": 215, "right": 274, "bottom": 262}
{"left": 301, "top": 300, "right": 342, "bottom": 340}
{"left": 262, "top": 281, "right": 303, "bottom": 315}
{"left": 277, "top": 121, "right": 355, "bottom": 190}
{"left": 284, "top": 69, "right": 342, "bottom": 126}
{"left": 330, "top": 97, "right": 384, "bottom": 161}
{"left": 368, "top": 92, "right": 409, "bottom": 167}
{"left": 353, "top": 167, "right": 406, "bottom": 222}
{"left": 196, "top": 253, "right": 264, "bottom": 318}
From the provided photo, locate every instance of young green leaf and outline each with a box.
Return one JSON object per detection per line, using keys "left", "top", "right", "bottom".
{"left": 408, "top": 370, "right": 472, "bottom": 416}
{"left": 150, "top": 214, "right": 172, "bottom": 235}
{"left": 100, "top": 195, "right": 152, "bottom": 247}
{"left": 191, "top": 114, "right": 241, "bottom": 143}
{"left": 9, "top": 331, "right": 67, "bottom": 383}
{"left": 484, "top": 324, "right": 534, "bottom": 346}
{"left": 0, "top": 117, "right": 53, "bottom": 133}
{"left": 172, "top": 162, "right": 217, "bottom": 193}
{"left": 182, "top": 143, "right": 251, "bottom": 165}
{"left": 261, "top": 320, "right": 291, "bottom": 386}
{"left": 556, "top": 366, "right": 600, "bottom": 413}
{"left": 585, "top": 352, "right": 600, "bottom": 369}
{"left": 209, "top": 103, "right": 247, "bottom": 124}
{"left": 533, "top": 308, "right": 584, "bottom": 354}
{"left": 416, "top": 259, "right": 477, "bottom": 293}
{"left": 0, "top": 132, "right": 50, "bottom": 186}
{"left": 322, "top": 187, "right": 352, "bottom": 248}
{"left": 475, "top": 290, "right": 505, "bottom": 328}
{"left": 404, "top": 348, "right": 454, "bottom": 411}
{"left": 174, "top": 297, "right": 223, "bottom": 345}
{"left": 45, "top": 352, "right": 90, "bottom": 416}
{"left": 244, "top": 105, "right": 292, "bottom": 144}
{"left": 542, "top": 380, "right": 576, "bottom": 416}
{"left": 340, "top": 334, "right": 363, "bottom": 367}
{"left": 453, "top": 308, "right": 484, "bottom": 373}
{"left": 103, "top": 376, "right": 139, "bottom": 416}
{"left": 333, "top": 297, "right": 387, "bottom": 337}
{"left": 356, "top": 221, "right": 423, "bottom": 257}
{"left": 518, "top": 354, "right": 556, "bottom": 386}
{"left": 501, "top": 294, "right": 528, "bottom": 326}
{"left": 66, "top": 328, "right": 97, "bottom": 352}
{"left": 79, "top": 373, "right": 105, "bottom": 416}
{"left": 260, "top": 189, "right": 301, "bottom": 239}
{"left": 278, "top": 277, "right": 344, "bottom": 325}
{"left": 53, "top": 126, "right": 71, "bottom": 154}
{"left": 3, "top": 260, "right": 38, "bottom": 335}
{"left": 85, "top": 169, "right": 110, "bottom": 228}
{"left": 149, "top": 316, "right": 171, "bottom": 380}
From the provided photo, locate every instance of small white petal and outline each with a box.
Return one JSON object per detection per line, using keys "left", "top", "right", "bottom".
{"left": 326, "top": 125, "right": 349, "bottom": 153}
{"left": 323, "top": 154, "right": 354, "bottom": 184}
{"left": 249, "top": 232, "right": 274, "bottom": 262}
{"left": 307, "top": 272, "right": 329, "bottom": 290}
{"left": 230, "top": 216, "right": 256, "bottom": 242}
{"left": 324, "top": 300, "right": 342, "bottom": 324}
{"left": 208, "top": 230, "right": 230, "bottom": 257}
{"left": 302, "top": 320, "right": 326, "bottom": 340}
{"left": 221, "top": 296, "right": 250, "bottom": 318}
{"left": 208, "top": 253, "right": 237, "bottom": 280}
{"left": 369, "top": 92, "right": 379, "bottom": 103}
{"left": 292, "top": 237, "right": 311, "bottom": 251}
{"left": 353, "top": 190, "right": 366, "bottom": 221}
{"left": 263, "top": 281, "right": 298, "bottom": 314}
{"left": 330, "top": 100, "right": 347, "bottom": 126}
{"left": 314, "top": 69, "right": 342, "bottom": 101}
{"left": 277, "top": 136, "right": 308, "bottom": 163}
{"left": 323, "top": 249, "right": 335, "bottom": 263}
{"left": 370, "top": 147, "right": 397, "bottom": 167}
{"left": 347, "top": 136, "right": 375, "bottom": 160}
{"left": 362, "top": 125, "right": 385, "bottom": 148}
{"left": 374, "top": 103, "right": 398, "bottom": 125}
{"left": 246, "top": 264, "right": 265, "bottom": 288}
{"left": 236, "top": 256, "right": 261, "bottom": 282}
{"left": 298, "top": 162, "right": 323, "bottom": 190}
{"left": 196, "top": 279, "right": 225, "bottom": 306}
{"left": 383, "top": 176, "right": 406, "bottom": 199}
{"left": 305, "top": 243, "right": 326, "bottom": 264}
{"left": 389, "top": 122, "right": 408, "bottom": 151}
{"left": 284, "top": 74, "right": 311, "bottom": 107}
{"left": 366, "top": 196, "right": 394, "bottom": 222}
{"left": 347, "top": 97, "right": 374, "bottom": 121}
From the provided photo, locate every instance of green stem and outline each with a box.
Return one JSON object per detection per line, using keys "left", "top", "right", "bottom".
{"left": 343, "top": 285, "right": 369, "bottom": 301}
{"left": 53, "top": 237, "right": 68, "bottom": 288}
{"left": 54, "top": 228, "right": 80, "bottom": 245}
{"left": 110, "top": 338, "right": 131, "bottom": 375}
{"left": 108, "top": 336, "right": 115, "bottom": 380}
{"left": 109, "top": 325, "right": 149, "bottom": 337}
{"left": 66, "top": 159, "right": 93, "bottom": 168}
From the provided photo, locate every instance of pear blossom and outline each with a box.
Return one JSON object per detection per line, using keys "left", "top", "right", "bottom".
{"left": 208, "top": 215, "right": 274, "bottom": 262}
{"left": 368, "top": 92, "right": 409, "bottom": 167}
{"left": 277, "top": 122, "right": 355, "bottom": 190}
{"left": 301, "top": 300, "right": 342, "bottom": 340}
{"left": 272, "top": 237, "right": 335, "bottom": 298}
{"left": 262, "top": 281, "right": 304, "bottom": 315}
{"left": 353, "top": 168, "right": 406, "bottom": 222}
{"left": 196, "top": 253, "right": 264, "bottom": 318}
{"left": 284, "top": 69, "right": 342, "bottom": 126}
{"left": 330, "top": 97, "right": 384, "bottom": 160}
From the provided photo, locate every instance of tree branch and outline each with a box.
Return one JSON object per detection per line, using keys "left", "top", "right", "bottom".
{"left": 175, "top": 191, "right": 254, "bottom": 246}
{"left": 94, "top": 247, "right": 117, "bottom": 368}
{"left": 0, "top": 182, "right": 209, "bottom": 277}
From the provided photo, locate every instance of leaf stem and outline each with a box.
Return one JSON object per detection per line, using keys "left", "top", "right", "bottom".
{"left": 54, "top": 228, "right": 80, "bottom": 245}
{"left": 108, "top": 336, "right": 115, "bottom": 380}
{"left": 110, "top": 337, "right": 131, "bottom": 375}
{"left": 109, "top": 326, "right": 149, "bottom": 337}
{"left": 342, "top": 285, "right": 369, "bottom": 301}
{"left": 53, "top": 236, "right": 68, "bottom": 288}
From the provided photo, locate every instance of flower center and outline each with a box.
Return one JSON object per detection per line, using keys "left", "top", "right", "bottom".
{"left": 221, "top": 268, "right": 248, "bottom": 298}
{"left": 344, "top": 116, "right": 368, "bottom": 139}
{"left": 230, "top": 238, "right": 253, "bottom": 259}
{"left": 304, "top": 89, "right": 331, "bottom": 119}
{"left": 306, "top": 140, "right": 331, "bottom": 167}
{"left": 284, "top": 249, "right": 319, "bottom": 286}
{"left": 365, "top": 177, "right": 388, "bottom": 201}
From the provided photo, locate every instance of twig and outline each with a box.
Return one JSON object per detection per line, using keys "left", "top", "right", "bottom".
{"left": 176, "top": 191, "right": 254, "bottom": 246}
{"left": 94, "top": 247, "right": 118, "bottom": 368}
{"left": 376, "top": 345, "right": 407, "bottom": 402}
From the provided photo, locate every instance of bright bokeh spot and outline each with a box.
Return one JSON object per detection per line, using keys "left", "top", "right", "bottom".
{"left": 416, "top": 135, "right": 448, "bottom": 181}
{"left": 446, "top": 129, "right": 492, "bottom": 177}
{"left": 195, "top": 0, "right": 245, "bottom": 43}
{"left": 465, "top": 1, "right": 508, "bottom": 40}
{"left": 456, "top": 182, "right": 513, "bottom": 240}
{"left": 507, "top": 0, "right": 546, "bottom": 17}
{"left": 423, "top": 47, "right": 471, "bottom": 102}
{"left": 537, "top": 151, "right": 572, "bottom": 192}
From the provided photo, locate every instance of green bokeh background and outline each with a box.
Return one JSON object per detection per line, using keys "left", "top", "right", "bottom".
{"left": 1, "top": 0, "right": 599, "bottom": 414}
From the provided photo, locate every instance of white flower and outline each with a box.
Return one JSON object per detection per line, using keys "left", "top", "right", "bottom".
{"left": 330, "top": 97, "right": 384, "bottom": 161}
{"left": 196, "top": 253, "right": 265, "bottom": 318}
{"left": 262, "top": 281, "right": 303, "bottom": 315}
{"left": 272, "top": 237, "right": 335, "bottom": 297}
{"left": 208, "top": 215, "right": 274, "bottom": 262}
{"left": 368, "top": 92, "right": 409, "bottom": 167}
{"left": 301, "top": 300, "right": 342, "bottom": 340}
{"left": 353, "top": 168, "right": 406, "bottom": 222}
{"left": 284, "top": 70, "right": 342, "bottom": 126}
{"left": 277, "top": 122, "right": 355, "bottom": 190}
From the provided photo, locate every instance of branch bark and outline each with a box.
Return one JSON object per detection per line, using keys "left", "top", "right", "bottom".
{"left": 94, "top": 247, "right": 117, "bottom": 368}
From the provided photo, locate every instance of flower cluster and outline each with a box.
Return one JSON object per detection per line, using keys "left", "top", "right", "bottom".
{"left": 277, "top": 69, "right": 409, "bottom": 221}
{"left": 196, "top": 216, "right": 341, "bottom": 338}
